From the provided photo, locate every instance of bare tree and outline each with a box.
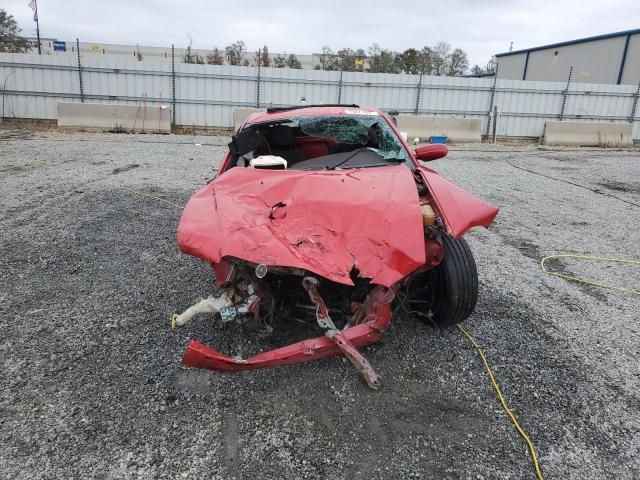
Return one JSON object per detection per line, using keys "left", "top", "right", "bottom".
{"left": 225, "top": 40, "right": 246, "bottom": 66}
{"left": 0, "top": 9, "right": 29, "bottom": 53}
{"left": 419, "top": 47, "right": 434, "bottom": 75}
{"left": 485, "top": 55, "right": 497, "bottom": 73}
{"left": 318, "top": 45, "right": 336, "bottom": 70}
{"left": 432, "top": 42, "right": 451, "bottom": 76}
{"left": 206, "top": 47, "right": 224, "bottom": 65}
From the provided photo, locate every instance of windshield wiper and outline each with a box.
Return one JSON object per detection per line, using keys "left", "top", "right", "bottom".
{"left": 325, "top": 147, "right": 367, "bottom": 170}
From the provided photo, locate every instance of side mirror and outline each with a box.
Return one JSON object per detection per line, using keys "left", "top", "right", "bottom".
{"left": 415, "top": 143, "right": 448, "bottom": 162}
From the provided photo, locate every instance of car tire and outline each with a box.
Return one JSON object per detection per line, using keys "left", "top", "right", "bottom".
{"left": 428, "top": 234, "right": 478, "bottom": 327}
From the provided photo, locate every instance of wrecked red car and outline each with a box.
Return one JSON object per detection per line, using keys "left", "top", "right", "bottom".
{"left": 173, "top": 105, "right": 498, "bottom": 388}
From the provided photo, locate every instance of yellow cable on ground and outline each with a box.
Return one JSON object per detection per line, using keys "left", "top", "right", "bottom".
{"left": 541, "top": 254, "right": 640, "bottom": 296}
{"left": 457, "top": 324, "right": 544, "bottom": 480}
{"left": 117, "top": 187, "right": 184, "bottom": 210}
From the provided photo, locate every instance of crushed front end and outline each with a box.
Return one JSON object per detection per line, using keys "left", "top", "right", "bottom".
{"left": 174, "top": 260, "right": 398, "bottom": 388}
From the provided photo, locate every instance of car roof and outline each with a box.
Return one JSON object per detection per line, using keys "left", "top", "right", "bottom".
{"left": 244, "top": 105, "right": 383, "bottom": 125}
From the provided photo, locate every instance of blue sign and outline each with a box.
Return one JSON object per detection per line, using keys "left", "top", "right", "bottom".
{"left": 53, "top": 41, "right": 66, "bottom": 52}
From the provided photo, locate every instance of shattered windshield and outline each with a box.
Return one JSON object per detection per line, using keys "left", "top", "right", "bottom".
{"left": 295, "top": 115, "right": 409, "bottom": 161}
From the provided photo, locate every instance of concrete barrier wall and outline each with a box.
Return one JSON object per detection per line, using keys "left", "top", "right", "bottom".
{"left": 543, "top": 121, "right": 633, "bottom": 146}
{"left": 57, "top": 102, "right": 171, "bottom": 132}
{"left": 233, "top": 108, "right": 265, "bottom": 131}
{"left": 394, "top": 116, "right": 482, "bottom": 143}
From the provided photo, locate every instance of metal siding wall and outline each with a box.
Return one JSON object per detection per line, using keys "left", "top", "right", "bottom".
{"left": 341, "top": 71, "right": 419, "bottom": 111}
{"left": 620, "top": 34, "right": 640, "bottom": 86}
{"left": 496, "top": 79, "right": 565, "bottom": 137}
{"left": 1, "top": 53, "right": 638, "bottom": 139}
{"left": 525, "top": 37, "right": 627, "bottom": 84}
{"left": 564, "top": 81, "right": 637, "bottom": 122}
{"left": 496, "top": 54, "right": 527, "bottom": 80}
{"left": 261, "top": 67, "right": 339, "bottom": 107}
{"left": 0, "top": 53, "right": 80, "bottom": 119}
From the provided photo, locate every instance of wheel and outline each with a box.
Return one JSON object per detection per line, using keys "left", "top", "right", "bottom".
{"left": 429, "top": 235, "right": 478, "bottom": 326}
{"left": 405, "top": 234, "right": 478, "bottom": 327}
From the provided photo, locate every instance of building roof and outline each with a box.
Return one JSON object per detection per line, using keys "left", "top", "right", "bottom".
{"left": 496, "top": 28, "right": 640, "bottom": 57}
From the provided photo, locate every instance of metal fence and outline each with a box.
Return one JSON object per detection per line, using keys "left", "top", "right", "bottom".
{"left": 2, "top": 52, "right": 639, "bottom": 140}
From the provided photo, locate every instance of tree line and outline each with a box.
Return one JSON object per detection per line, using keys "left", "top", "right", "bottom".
{"left": 188, "top": 40, "right": 495, "bottom": 76}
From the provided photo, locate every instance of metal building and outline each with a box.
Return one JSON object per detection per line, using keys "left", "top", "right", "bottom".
{"left": 496, "top": 28, "right": 640, "bottom": 85}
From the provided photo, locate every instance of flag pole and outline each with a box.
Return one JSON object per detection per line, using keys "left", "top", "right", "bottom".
{"left": 35, "top": 1, "right": 41, "bottom": 54}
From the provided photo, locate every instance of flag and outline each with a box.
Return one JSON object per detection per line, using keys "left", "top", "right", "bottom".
{"left": 28, "top": 0, "right": 37, "bottom": 12}
{"left": 33, "top": 11, "right": 38, "bottom": 21}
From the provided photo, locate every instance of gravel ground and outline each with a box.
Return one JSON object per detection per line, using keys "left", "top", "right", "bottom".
{"left": 1, "top": 130, "right": 639, "bottom": 479}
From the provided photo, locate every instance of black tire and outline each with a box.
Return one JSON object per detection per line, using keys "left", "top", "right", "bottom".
{"left": 430, "top": 235, "right": 478, "bottom": 327}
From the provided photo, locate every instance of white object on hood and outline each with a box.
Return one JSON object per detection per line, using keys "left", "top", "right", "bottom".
{"left": 249, "top": 155, "right": 288, "bottom": 169}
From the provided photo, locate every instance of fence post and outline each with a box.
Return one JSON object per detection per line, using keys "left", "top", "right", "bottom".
{"left": 171, "top": 44, "right": 176, "bottom": 129}
{"left": 337, "top": 70, "right": 343, "bottom": 103}
{"left": 492, "top": 105, "right": 498, "bottom": 143}
{"left": 629, "top": 81, "right": 640, "bottom": 123}
{"left": 76, "top": 38, "right": 84, "bottom": 103}
{"left": 256, "top": 56, "right": 261, "bottom": 108}
{"left": 414, "top": 72, "right": 423, "bottom": 115}
{"left": 485, "top": 64, "right": 499, "bottom": 137}
{"left": 559, "top": 66, "right": 573, "bottom": 121}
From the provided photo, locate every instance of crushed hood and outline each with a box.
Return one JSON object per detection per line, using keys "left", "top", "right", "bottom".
{"left": 177, "top": 165, "right": 426, "bottom": 287}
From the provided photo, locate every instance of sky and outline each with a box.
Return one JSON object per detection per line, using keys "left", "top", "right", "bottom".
{"left": 6, "top": 0, "right": 640, "bottom": 67}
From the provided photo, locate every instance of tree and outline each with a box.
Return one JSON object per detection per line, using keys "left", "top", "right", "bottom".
{"left": 432, "top": 42, "right": 451, "bottom": 76}
{"left": 400, "top": 48, "right": 421, "bottom": 74}
{"left": 447, "top": 48, "right": 468, "bottom": 76}
{"left": 485, "top": 55, "right": 497, "bottom": 74}
{"left": 0, "top": 9, "right": 29, "bottom": 53}
{"left": 206, "top": 47, "right": 224, "bottom": 65}
{"left": 318, "top": 45, "right": 336, "bottom": 71}
{"left": 225, "top": 40, "right": 246, "bottom": 66}
{"left": 334, "top": 48, "right": 365, "bottom": 72}
{"left": 286, "top": 53, "right": 302, "bottom": 69}
{"left": 419, "top": 47, "right": 434, "bottom": 75}
{"left": 255, "top": 45, "right": 270, "bottom": 67}
{"left": 470, "top": 56, "right": 497, "bottom": 76}
{"left": 273, "top": 54, "right": 286, "bottom": 68}
{"left": 183, "top": 45, "right": 204, "bottom": 64}
{"left": 367, "top": 44, "right": 402, "bottom": 74}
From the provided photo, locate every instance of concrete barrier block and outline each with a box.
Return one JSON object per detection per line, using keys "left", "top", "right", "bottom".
{"left": 543, "top": 121, "right": 633, "bottom": 146}
{"left": 395, "top": 116, "right": 481, "bottom": 143}
{"left": 57, "top": 102, "right": 171, "bottom": 132}
{"left": 233, "top": 108, "right": 265, "bottom": 131}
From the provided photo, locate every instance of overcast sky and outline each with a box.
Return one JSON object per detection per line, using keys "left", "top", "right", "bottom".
{"left": 6, "top": 0, "right": 640, "bottom": 66}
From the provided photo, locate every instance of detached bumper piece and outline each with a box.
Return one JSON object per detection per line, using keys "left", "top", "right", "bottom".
{"left": 178, "top": 278, "right": 395, "bottom": 389}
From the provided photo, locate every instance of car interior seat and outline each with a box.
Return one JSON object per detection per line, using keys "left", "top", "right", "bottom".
{"left": 267, "top": 125, "right": 306, "bottom": 164}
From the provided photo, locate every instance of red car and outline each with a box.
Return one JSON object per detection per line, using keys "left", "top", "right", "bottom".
{"left": 173, "top": 104, "right": 498, "bottom": 388}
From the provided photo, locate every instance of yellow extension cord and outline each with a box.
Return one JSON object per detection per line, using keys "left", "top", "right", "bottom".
{"left": 458, "top": 325, "right": 544, "bottom": 480}
{"left": 457, "top": 255, "right": 639, "bottom": 479}
{"left": 541, "top": 254, "right": 640, "bottom": 296}
{"left": 117, "top": 186, "right": 184, "bottom": 210}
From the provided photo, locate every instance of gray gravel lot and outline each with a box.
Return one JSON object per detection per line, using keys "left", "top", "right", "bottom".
{"left": 1, "top": 130, "right": 639, "bottom": 479}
